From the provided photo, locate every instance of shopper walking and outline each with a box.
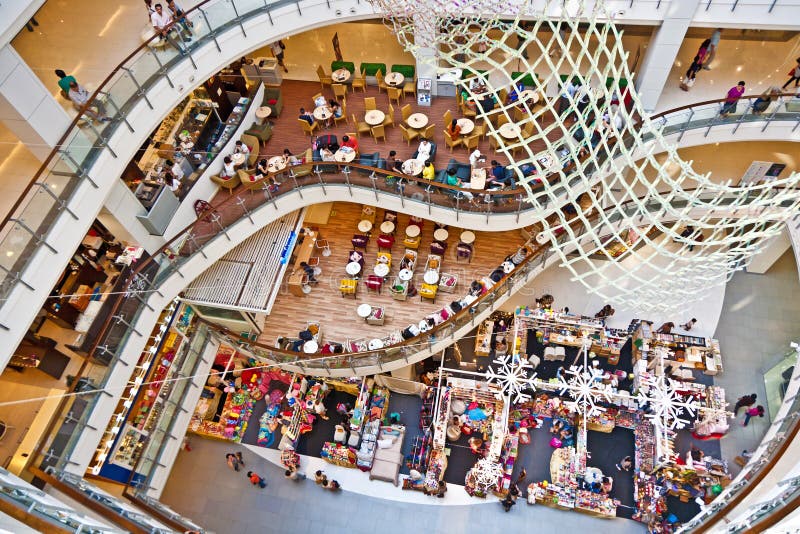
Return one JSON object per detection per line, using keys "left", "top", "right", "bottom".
{"left": 246, "top": 471, "right": 267, "bottom": 488}
{"left": 703, "top": 30, "right": 722, "bottom": 70}
{"left": 269, "top": 41, "right": 288, "bottom": 73}
{"left": 681, "top": 318, "right": 697, "bottom": 331}
{"left": 516, "top": 467, "right": 527, "bottom": 486}
{"left": 742, "top": 405, "right": 765, "bottom": 427}
{"left": 720, "top": 81, "right": 746, "bottom": 116}
{"left": 54, "top": 69, "right": 77, "bottom": 98}
{"left": 680, "top": 55, "right": 703, "bottom": 92}
{"left": 616, "top": 455, "right": 632, "bottom": 471}
{"left": 783, "top": 57, "right": 800, "bottom": 90}
{"left": 733, "top": 393, "right": 757, "bottom": 415}
{"left": 225, "top": 452, "right": 241, "bottom": 471}
{"left": 500, "top": 492, "right": 517, "bottom": 512}
{"left": 284, "top": 467, "right": 307, "bottom": 481}
{"left": 314, "top": 470, "right": 327, "bottom": 485}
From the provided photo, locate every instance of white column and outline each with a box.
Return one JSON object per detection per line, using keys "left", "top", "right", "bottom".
{"left": 413, "top": 16, "right": 438, "bottom": 96}
{"left": 746, "top": 228, "right": 791, "bottom": 274}
{"left": 634, "top": 0, "right": 701, "bottom": 113}
{"left": 0, "top": 44, "right": 71, "bottom": 160}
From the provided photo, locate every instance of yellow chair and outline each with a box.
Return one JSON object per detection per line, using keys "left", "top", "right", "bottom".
{"left": 443, "top": 109, "right": 453, "bottom": 127}
{"left": 352, "top": 114, "right": 371, "bottom": 137}
{"left": 351, "top": 71, "right": 367, "bottom": 93}
{"left": 444, "top": 130, "right": 462, "bottom": 152}
{"left": 211, "top": 173, "right": 241, "bottom": 195}
{"left": 239, "top": 133, "right": 260, "bottom": 166}
{"left": 399, "top": 124, "right": 419, "bottom": 146}
{"left": 403, "top": 77, "right": 417, "bottom": 99}
{"left": 402, "top": 235, "right": 421, "bottom": 249}
{"left": 388, "top": 86, "right": 403, "bottom": 107}
{"left": 334, "top": 101, "right": 348, "bottom": 127}
{"left": 375, "top": 70, "right": 390, "bottom": 92}
{"left": 376, "top": 251, "right": 392, "bottom": 267}
{"left": 419, "top": 283, "right": 438, "bottom": 302}
{"left": 423, "top": 124, "right": 436, "bottom": 140}
{"left": 339, "top": 279, "right": 358, "bottom": 298}
{"left": 401, "top": 104, "right": 412, "bottom": 123}
{"left": 498, "top": 87, "right": 509, "bottom": 105}
{"left": 364, "top": 97, "right": 377, "bottom": 111}
{"left": 371, "top": 124, "right": 386, "bottom": 142}
{"left": 464, "top": 133, "right": 480, "bottom": 152}
{"left": 496, "top": 114, "right": 509, "bottom": 127}
{"left": 316, "top": 66, "right": 332, "bottom": 90}
{"left": 298, "top": 119, "right": 320, "bottom": 136}
{"left": 312, "top": 92, "right": 323, "bottom": 106}
{"left": 472, "top": 121, "right": 487, "bottom": 141}
{"left": 333, "top": 83, "right": 348, "bottom": 101}
{"left": 383, "top": 104, "right": 395, "bottom": 129}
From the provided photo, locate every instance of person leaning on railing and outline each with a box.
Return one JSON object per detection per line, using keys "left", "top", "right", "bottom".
{"left": 752, "top": 86, "right": 782, "bottom": 114}
{"left": 67, "top": 81, "right": 110, "bottom": 123}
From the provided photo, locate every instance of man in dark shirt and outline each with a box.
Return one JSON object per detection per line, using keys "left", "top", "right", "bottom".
{"left": 299, "top": 107, "right": 314, "bottom": 125}
{"left": 489, "top": 160, "right": 508, "bottom": 185}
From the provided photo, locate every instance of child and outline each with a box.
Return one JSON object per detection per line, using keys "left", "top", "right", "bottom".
{"left": 247, "top": 471, "right": 266, "bottom": 488}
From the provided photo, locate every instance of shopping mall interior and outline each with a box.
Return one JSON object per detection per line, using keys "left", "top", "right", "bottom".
{"left": 0, "top": 0, "right": 799, "bottom": 533}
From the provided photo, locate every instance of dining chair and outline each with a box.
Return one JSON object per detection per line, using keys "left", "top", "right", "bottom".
{"left": 423, "top": 124, "right": 436, "bottom": 140}
{"left": 332, "top": 83, "right": 348, "bottom": 100}
{"left": 351, "top": 71, "right": 366, "bottom": 92}
{"left": 383, "top": 104, "right": 395, "bottom": 129}
{"left": 371, "top": 123, "right": 387, "bottom": 142}
{"left": 399, "top": 124, "right": 419, "bottom": 145}
{"left": 401, "top": 104, "right": 412, "bottom": 122}
{"left": 464, "top": 133, "right": 480, "bottom": 152}
{"left": 443, "top": 109, "right": 453, "bottom": 127}
{"left": 403, "top": 77, "right": 417, "bottom": 99}
{"left": 444, "top": 130, "right": 462, "bottom": 152}
{"left": 388, "top": 87, "right": 403, "bottom": 107}
{"left": 298, "top": 118, "right": 320, "bottom": 136}
{"left": 353, "top": 114, "right": 371, "bottom": 137}
{"left": 364, "top": 97, "right": 377, "bottom": 111}
{"left": 317, "top": 65, "right": 333, "bottom": 90}
{"left": 334, "top": 102, "right": 348, "bottom": 126}
{"left": 375, "top": 70, "right": 389, "bottom": 92}
{"left": 312, "top": 92, "right": 323, "bottom": 106}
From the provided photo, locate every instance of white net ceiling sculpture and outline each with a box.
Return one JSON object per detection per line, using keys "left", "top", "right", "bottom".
{"left": 368, "top": 0, "right": 800, "bottom": 313}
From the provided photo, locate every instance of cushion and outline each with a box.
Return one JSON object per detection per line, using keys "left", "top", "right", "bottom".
{"left": 267, "top": 98, "right": 277, "bottom": 105}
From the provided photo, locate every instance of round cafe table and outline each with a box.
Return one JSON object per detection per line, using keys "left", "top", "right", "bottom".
{"left": 303, "top": 340, "right": 319, "bottom": 354}
{"left": 313, "top": 105, "right": 332, "bottom": 122}
{"left": 332, "top": 69, "right": 351, "bottom": 83}
{"left": 368, "top": 338, "right": 384, "bottom": 350}
{"left": 346, "top": 262, "right": 362, "bottom": 276}
{"left": 399, "top": 269, "right": 413, "bottom": 281}
{"left": 405, "top": 225, "right": 420, "bottom": 238}
{"left": 255, "top": 106, "right": 272, "bottom": 125}
{"left": 231, "top": 153, "right": 246, "bottom": 167}
{"left": 460, "top": 230, "right": 476, "bottom": 244}
{"left": 364, "top": 110, "right": 385, "bottom": 126}
{"left": 335, "top": 149, "right": 356, "bottom": 163}
{"left": 267, "top": 156, "right": 287, "bottom": 172}
{"left": 518, "top": 90, "right": 540, "bottom": 105}
{"left": 407, "top": 113, "right": 428, "bottom": 129}
{"left": 498, "top": 123, "right": 521, "bottom": 139}
{"left": 385, "top": 72, "right": 405, "bottom": 86}
{"left": 433, "top": 228, "right": 449, "bottom": 241}
{"left": 536, "top": 232, "right": 549, "bottom": 245}
{"left": 374, "top": 263, "right": 390, "bottom": 278}
{"left": 357, "top": 303, "right": 372, "bottom": 319}
{"left": 358, "top": 220, "right": 373, "bottom": 233}
{"left": 380, "top": 221, "right": 395, "bottom": 234}
{"left": 457, "top": 118, "right": 475, "bottom": 135}
{"left": 423, "top": 270, "right": 440, "bottom": 284}
{"left": 402, "top": 159, "right": 423, "bottom": 176}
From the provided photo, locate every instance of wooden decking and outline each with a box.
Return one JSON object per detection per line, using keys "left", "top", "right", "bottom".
{"left": 258, "top": 202, "right": 524, "bottom": 346}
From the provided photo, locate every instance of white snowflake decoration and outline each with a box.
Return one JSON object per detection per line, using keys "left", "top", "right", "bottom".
{"left": 636, "top": 374, "right": 698, "bottom": 430}
{"left": 485, "top": 354, "right": 537, "bottom": 404}
{"left": 470, "top": 453, "right": 505, "bottom": 492}
{"left": 556, "top": 365, "right": 614, "bottom": 417}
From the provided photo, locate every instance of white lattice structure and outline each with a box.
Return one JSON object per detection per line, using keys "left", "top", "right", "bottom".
{"left": 369, "top": 0, "right": 800, "bottom": 313}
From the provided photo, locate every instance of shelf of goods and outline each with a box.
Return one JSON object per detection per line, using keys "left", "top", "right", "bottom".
{"left": 475, "top": 319, "right": 494, "bottom": 357}
{"left": 431, "top": 387, "right": 452, "bottom": 450}
{"left": 130, "top": 331, "right": 183, "bottom": 432}
{"left": 189, "top": 390, "right": 253, "bottom": 442}
{"left": 419, "top": 387, "right": 436, "bottom": 430}
{"left": 514, "top": 307, "right": 626, "bottom": 360}
{"left": 327, "top": 377, "right": 362, "bottom": 396}
{"left": 575, "top": 490, "right": 619, "bottom": 517}
{"left": 528, "top": 481, "right": 576, "bottom": 509}
{"left": 356, "top": 386, "right": 390, "bottom": 470}
{"left": 350, "top": 377, "right": 375, "bottom": 433}
{"left": 497, "top": 432, "right": 519, "bottom": 493}
{"left": 633, "top": 323, "right": 722, "bottom": 375}
{"left": 257, "top": 405, "right": 281, "bottom": 447}
{"left": 322, "top": 442, "right": 357, "bottom": 467}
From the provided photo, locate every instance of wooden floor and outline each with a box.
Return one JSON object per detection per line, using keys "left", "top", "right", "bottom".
{"left": 258, "top": 202, "right": 524, "bottom": 346}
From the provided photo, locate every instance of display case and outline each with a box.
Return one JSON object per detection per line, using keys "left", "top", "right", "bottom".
{"left": 417, "top": 78, "right": 432, "bottom": 106}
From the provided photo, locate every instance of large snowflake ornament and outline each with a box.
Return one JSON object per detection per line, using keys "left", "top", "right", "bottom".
{"left": 485, "top": 354, "right": 537, "bottom": 404}
{"left": 470, "top": 453, "right": 505, "bottom": 492}
{"left": 557, "top": 365, "right": 614, "bottom": 417}
{"left": 636, "top": 374, "right": 698, "bottom": 430}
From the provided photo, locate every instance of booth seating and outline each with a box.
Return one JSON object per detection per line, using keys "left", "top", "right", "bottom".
{"left": 419, "top": 283, "right": 438, "bottom": 302}
{"left": 356, "top": 152, "right": 383, "bottom": 175}
{"left": 456, "top": 243, "right": 473, "bottom": 263}
{"left": 352, "top": 235, "right": 369, "bottom": 250}
{"left": 366, "top": 306, "right": 385, "bottom": 325}
{"left": 366, "top": 275, "right": 383, "bottom": 294}
{"left": 430, "top": 241, "right": 447, "bottom": 255}
{"left": 377, "top": 234, "right": 395, "bottom": 251}
{"left": 340, "top": 279, "right": 358, "bottom": 298}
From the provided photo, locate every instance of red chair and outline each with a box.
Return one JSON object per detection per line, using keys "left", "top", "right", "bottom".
{"left": 377, "top": 234, "right": 395, "bottom": 251}
{"left": 365, "top": 275, "right": 383, "bottom": 293}
{"left": 352, "top": 234, "right": 368, "bottom": 250}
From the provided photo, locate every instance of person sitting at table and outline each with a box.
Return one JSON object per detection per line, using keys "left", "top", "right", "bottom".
{"left": 478, "top": 94, "right": 496, "bottom": 113}
{"left": 299, "top": 261, "right": 317, "bottom": 283}
{"left": 460, "top": 89, "right": 478, "bottom": 112}
{"left": 234, "top": 139, "right": 250, "bottom": 159}
{"left": 489, "top": 160, "right": 509, "bottom": 185}
{"left": 299, "top": 107, "right": 315, "bottom": 125}
{"left": 341, "top": 135, "right": 358, "bottom": 153}
{"left": 255, "top": 158, "right": 280, "bottom": 190}
{"left": 415, "top": 138, "right": 433, "bottom": 162}
{"left": 444, "top": 168, "right": 475, "bottom": 201}
{"left": 446, "top": 119, "right": 461, "bottom": 138}
{"left": 283, "top": 148, "right": 300, "bottom": 166}
{"left": 319, "top": 146, "right": 335, "bottom": 162}
{"left": 329, "top": 99, "right": 343, "bottom": 119}
{"left": 469, "top": 280, "right": 487, "bottom": 297}
{"left": 422, "top": 159, "right": 436, "bottom": 181}
{"left": 164, "top": 172, "right": 181, "bottom": 194}
{"left": 221, "top": 156, "right": 235, "bottom": 178}
{"left": 387, "top": 150, "right": 404, "bottom": 173}
{"left": 601, "top": 476, "right": 613, "bottom": 494}
{"left": 506, "top": 83, "right": 524, "bottom": 104}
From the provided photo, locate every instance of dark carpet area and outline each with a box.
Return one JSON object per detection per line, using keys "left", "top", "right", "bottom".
{"left": 586, "top": 428, "right": 636, "bottom": 519}
{"left": 511, "top": 424, "right": 557, "bottom": 486}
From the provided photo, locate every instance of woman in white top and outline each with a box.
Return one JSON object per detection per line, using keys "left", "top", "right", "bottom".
{"left": 234, "top": 140, "right": 250, "bottom": 158}
{"left": 415, "top": 138, "right": 432, "bottom": 161}
{"left": 320, "top": 147, "right": 335, "bottom": 162}
{"left": 221, "top": 156, "right": 235, "bottom": 178}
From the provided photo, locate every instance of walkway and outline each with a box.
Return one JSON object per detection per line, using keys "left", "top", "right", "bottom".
{"left": 160, "top": 436, "right": 646, "bottom": 534}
